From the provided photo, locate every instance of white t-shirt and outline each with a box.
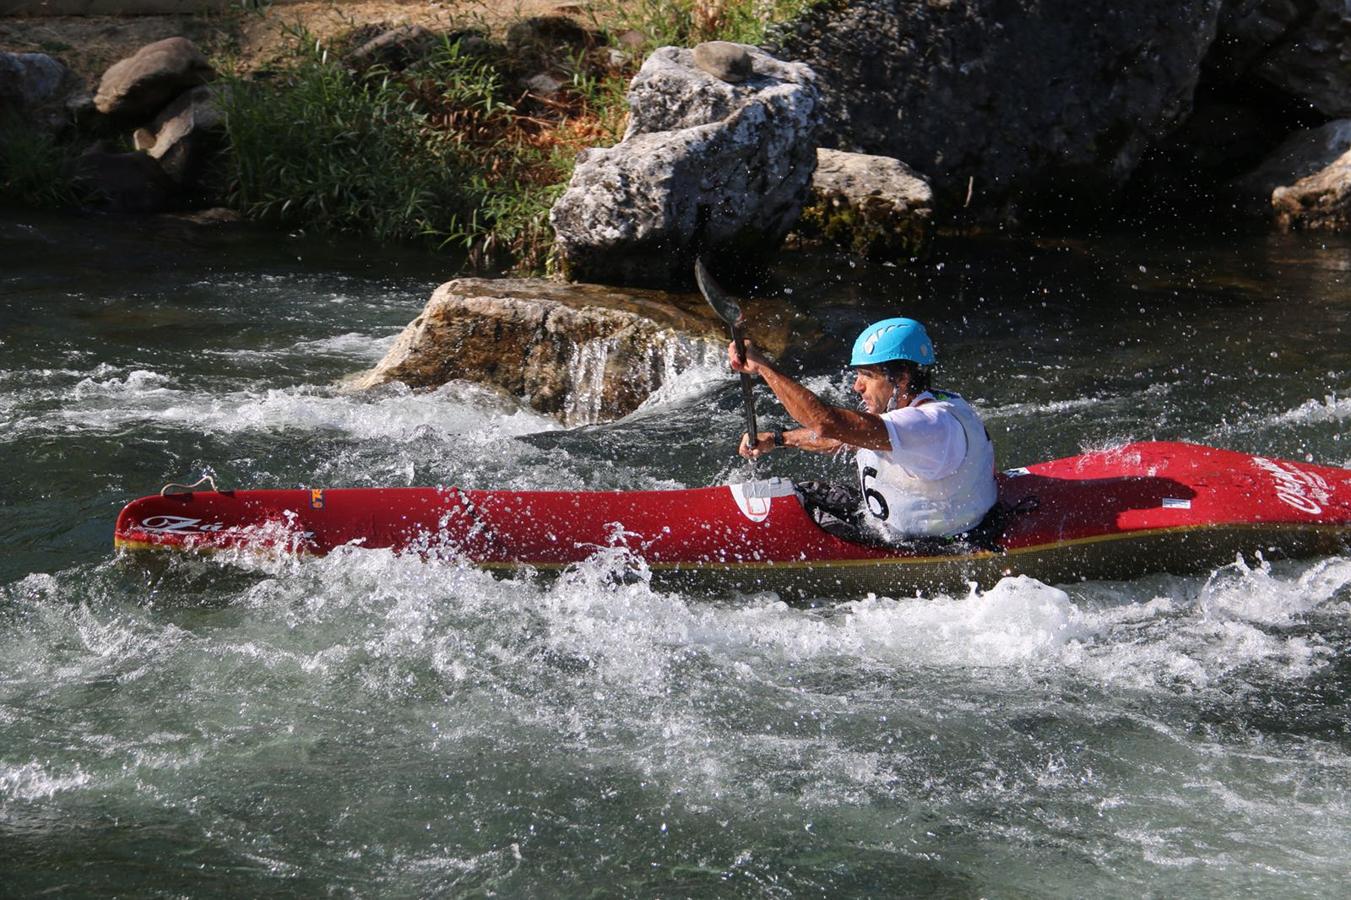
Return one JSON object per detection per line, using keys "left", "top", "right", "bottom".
{"left": 854, "top": 390, "right": 996, "bottom": 537}
{"left": 874, "top": 392, "right": 968, "bottom": 479}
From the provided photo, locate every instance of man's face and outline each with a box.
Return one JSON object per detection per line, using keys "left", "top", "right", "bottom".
{"left": 852, "top": 366, "right": 907, "bottom": 414}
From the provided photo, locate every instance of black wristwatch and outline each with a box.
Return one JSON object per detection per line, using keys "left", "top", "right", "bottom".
{"left": 772, "top": 430, "right": 786, "bottom": 448}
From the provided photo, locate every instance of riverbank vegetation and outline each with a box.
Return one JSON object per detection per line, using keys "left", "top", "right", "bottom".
{"left": 1, "top": 0, "right": 814, "bottom": 267}
{"left": 212, "top": 0, "right": 814, "bottom": 271}
{"left": 0, "top": 116, "right": 82, "bottom": 208}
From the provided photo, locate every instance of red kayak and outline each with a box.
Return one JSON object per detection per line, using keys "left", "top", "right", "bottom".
{"left": 114, "top": 442, "right": 1351, "bottom": 596}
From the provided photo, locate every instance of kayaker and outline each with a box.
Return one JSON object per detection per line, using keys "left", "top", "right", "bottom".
{"left": 728, "top": 317, "right": 997, "bottom": 541}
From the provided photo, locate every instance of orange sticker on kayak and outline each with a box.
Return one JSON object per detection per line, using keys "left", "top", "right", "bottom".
{"left": 310, "top": 489, "right": 325, "bottom": 509}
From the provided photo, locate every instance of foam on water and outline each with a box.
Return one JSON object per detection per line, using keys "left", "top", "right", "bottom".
{"left": 981, "top": 395, "right": 1105, "bottom": 421}
{"left": 1270, "top": 393, "right": 1351, "bottom": 426}
{"left": 4, "top": 365, "right": 559, "bottom": 444}
{"left": 0, "top": 761, "right": 93, "bottom": 806}
{"left": 105, "top": 541, "right": 1347, "bottom": 714}
{"left": 199, "top": 331, "right": 399, "bottom": 365}
{"left": 628, "top": 356, "right": 730, "bottom": 416}
{"left": 6, "top": 507, "right": 1351, "bottom": 892}
{"left": 1203, "top": 390, "right": 1351, "bottom": 465}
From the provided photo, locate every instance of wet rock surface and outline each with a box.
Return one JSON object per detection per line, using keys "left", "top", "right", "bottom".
{"left": 352, "top": 278, "right": 732, "bottom": 425}
{"left": 1273, "top": 150, "right": 1351, "bottom": 231}
{"left": 1226, "top": 120, "right": 1351, "bottom": 219}
{"left": 549, "top": 44, "right": 819, "bottom": 289}
{"left": 73, "top": 148, "right": 177, "bottom": 213}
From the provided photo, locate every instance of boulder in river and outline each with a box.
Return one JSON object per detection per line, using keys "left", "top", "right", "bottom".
{"left": 352, "top": 278, "right": 732, "bottom": 425}
{"left": 1272, "top": 150, "right": 1351, "bottom": 232}
{"left": 768, "top": 0, "right": 1221, "bottom": 223}
{"left": 1226, "top": 120, "right": 1351, "bottom": 219}
{"left": 794, "top": 148, "right": 933, "bottom": 259}
{"left": 94, "top": 37, "right": 214, "bottom": 121}
{"left": 549, "top": 43, "right": 819, "bottom": 289}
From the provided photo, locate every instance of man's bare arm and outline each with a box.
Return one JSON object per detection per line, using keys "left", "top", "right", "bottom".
{"left": 729, "top": 342, "right": 891, "bottom": 452}
{"left": 739, "top": 427, "right": 847, "bottom": 459}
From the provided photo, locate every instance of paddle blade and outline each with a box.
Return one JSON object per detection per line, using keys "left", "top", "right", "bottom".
{"left": 694, "top": 258, "right": 741, "bottom": 325}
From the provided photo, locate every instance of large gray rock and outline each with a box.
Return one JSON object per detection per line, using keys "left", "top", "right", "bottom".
{"left": 0, "top": 51, "right": 82, "bottom": 136}
{"left": 94, "top": 37, "right": 213, "bottom": 121}
{"left": 768, "top": 0, "right": 1223, "bottom": 222}
{"left": 351, "top": 278, "right": 728, "bottom": 425}
{"left": 1226, "top": 120, "right": 1351, "bottom": 218}
{"left": 1208, "top": 0, "right": 1351, "bottom": 118}
{"left": 549, "top": 44, "right": 819, "bottom": 288}
{"left": 795, "top": 148, "right": 933, "bottom": 259}
{"left": 1273, "top": 150, "right": 1351, "bottom": 231}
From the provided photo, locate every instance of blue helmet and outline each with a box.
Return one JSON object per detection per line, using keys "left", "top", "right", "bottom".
{"left": 850, "top": 318, "right": 935, "bottom": 367}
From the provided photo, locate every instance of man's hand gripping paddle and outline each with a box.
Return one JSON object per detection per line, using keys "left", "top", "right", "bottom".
{"left": 695, "top": 258, "right": 759, "bottom": 472}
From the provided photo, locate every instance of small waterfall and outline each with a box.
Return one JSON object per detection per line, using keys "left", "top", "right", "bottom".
{"left": 565, "top": 335, "right": 621, "bottom": 426}
{"left": 561, "top": 330, "right": 723, "bottom": 426}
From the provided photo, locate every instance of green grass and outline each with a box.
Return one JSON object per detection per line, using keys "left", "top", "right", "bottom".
{"left": 597, "top": 0, "right": 821, "bottom": 50}
{"left": 216, "top": 34, "right": 486, "bottom": 246}
{"left": 0, "top": 117, "right": 81, "bottom": 209}
{"left": 213, "top": 1, "right": 820, "bottom": 272}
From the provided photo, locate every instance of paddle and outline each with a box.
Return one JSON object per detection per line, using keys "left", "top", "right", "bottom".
{"left": 695, "top": 258, "right": 759, "bottom": 466}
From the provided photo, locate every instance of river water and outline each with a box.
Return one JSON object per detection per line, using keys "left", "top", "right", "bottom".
{"left": 2, "top": 211, "right": 1349, "bottom": 896}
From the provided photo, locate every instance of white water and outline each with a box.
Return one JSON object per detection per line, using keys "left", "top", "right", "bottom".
{"left": 3, "top": 217, "right": 1349, "bottom": 895}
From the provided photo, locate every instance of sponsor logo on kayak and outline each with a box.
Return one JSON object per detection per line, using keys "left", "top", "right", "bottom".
{"left": 1251, "top": 457, "right": 1329, "bottom": 515}
{"left": 139, "top": 515, "right": 226, "bottom": 533}
{"left": 137, "top": 514, "right": 317, "bottom": 545}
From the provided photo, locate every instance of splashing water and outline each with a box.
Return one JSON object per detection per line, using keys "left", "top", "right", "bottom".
{"left": 2, "top": 214, "right": 1350, "bottom": 895}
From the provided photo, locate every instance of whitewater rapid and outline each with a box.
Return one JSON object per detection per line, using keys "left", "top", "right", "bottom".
{"left": 3, "top": 214, "right": 1349, "bottom": 895}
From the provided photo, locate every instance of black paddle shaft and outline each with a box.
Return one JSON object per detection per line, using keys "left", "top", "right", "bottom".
{"left": 695, "top": 260, "right": 760, "bottom": 458}
{"left": 730, "top": 318, "right": 760, "bottom": 450}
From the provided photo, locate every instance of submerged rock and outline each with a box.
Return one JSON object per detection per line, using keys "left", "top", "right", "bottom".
{"left": 549, "top": 44, "right": 818, "bottom": 289}
{"left": 795, "top": 148, "right": 933, "bottom": 259}
{"left": 351, "top": 278, "right": 730, "bottom": 425}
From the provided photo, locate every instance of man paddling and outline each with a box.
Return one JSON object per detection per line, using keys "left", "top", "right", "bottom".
{"left": 728, "top": 318, "right": 997, "bottom": 541}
